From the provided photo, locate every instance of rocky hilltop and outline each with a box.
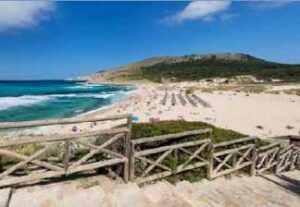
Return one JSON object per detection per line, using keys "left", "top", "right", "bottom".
{"left": 83, "top": 53, "right": 300, "bottom": 84}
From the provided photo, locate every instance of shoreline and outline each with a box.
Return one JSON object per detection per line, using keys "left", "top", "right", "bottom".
{"left": 77, "top": 86, "right": 141, "bottom": 118}
{"left": 0, "top": 81, "right": 299, "bottom": 140}
{"left": 76, "top": 81, "right": 300, "bottom": 138}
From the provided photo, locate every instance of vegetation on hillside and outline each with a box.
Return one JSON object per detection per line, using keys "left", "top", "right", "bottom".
{"left": 90, "top": 53, "right": 300, "bottom": 83}
{"left": 140, "top": 58, "right": 300, "bottom": 82}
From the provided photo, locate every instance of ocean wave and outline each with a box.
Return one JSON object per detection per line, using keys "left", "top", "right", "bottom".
{"left": 0, "top": 93, "right": 118, "bottom": 111}
{"left": 0, "top": 96, "right": 50, "bottom": 110}
{"left": 47, "top": 93, "right": 115, "bottom": 98}
{"left": 66, "top": 84, "right": 104, "bottom": 90}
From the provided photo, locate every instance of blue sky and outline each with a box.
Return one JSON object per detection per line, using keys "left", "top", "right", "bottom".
{"left": 0, "top": 1, "right": 300, "bottom": 80}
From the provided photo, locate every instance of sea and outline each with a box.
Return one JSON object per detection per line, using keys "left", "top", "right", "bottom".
{"left": 0, "top": 80, "right": 135, "bottom": 122}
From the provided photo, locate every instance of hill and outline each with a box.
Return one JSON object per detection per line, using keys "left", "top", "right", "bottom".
{"left": 86, "top": 53, "right": 300, "bottom": 83}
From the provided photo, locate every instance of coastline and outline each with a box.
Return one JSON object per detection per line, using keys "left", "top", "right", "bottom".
{"left": 0, "top": 81, "right": 299, "bottom": 141}
{"left": 77, "top": 85, "right": 141, "bottom": 118}
{"left": 76, "top": 81, "right": 300, "bottom": 138}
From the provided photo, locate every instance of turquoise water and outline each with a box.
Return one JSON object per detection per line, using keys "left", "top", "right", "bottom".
{"left": 0, "top": 81, "right": 135, "bottom": 122}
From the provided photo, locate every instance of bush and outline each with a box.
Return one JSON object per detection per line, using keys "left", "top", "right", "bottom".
{"left": 132, "top": 121, "right": 245, "bottom": 143}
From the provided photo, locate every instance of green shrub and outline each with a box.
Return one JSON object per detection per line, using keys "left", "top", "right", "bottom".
{"left": 132, "top": 121, "right": 245, "bottom": 143}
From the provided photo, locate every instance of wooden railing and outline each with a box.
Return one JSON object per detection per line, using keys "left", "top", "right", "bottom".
{"left": 256, "top": 142, "right": 281, "bottom": 174}
{"left": 0, "top": 118, "right": 300, "bottom": 187}
{"left": 129, "top": 129, "right": 212, "bottom": 184}
{"left": 0, "top": 114, "right": 132, "bottom": 188}
{"left": 209, "top": 137, "right": 256, "bottom": 179}
{"left": 256, "top": 143, "right": 300, "bottom": 175}
{"left": 130, "top": 132, "right": 300, "bottom": 184}
{"left": 276, "top": 144, "right": 295, "bottom": 174}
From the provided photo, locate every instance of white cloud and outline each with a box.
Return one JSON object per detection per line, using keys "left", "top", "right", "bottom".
{"left": 172, "top": 1, "right": 231, "bottom": 23}
{"left": 0, "top": 1, "right": 54, "bottom": 32}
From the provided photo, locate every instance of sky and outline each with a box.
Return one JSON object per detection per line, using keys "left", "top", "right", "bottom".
{"left": 0, "top": 1, "right": 300, "bottom": 80}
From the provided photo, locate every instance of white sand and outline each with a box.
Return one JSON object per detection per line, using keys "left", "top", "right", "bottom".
{"left": 91, "top": 84, "right": 300, "bottom": 138}
{"left": 199, "top": 92, "right": 300, "bottom": 137}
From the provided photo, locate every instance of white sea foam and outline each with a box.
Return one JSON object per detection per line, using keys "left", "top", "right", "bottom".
{"left": 50, "top": 93, "right": 117, "bottom": 99}
{"left": 0, "top": 93, "right": 119, "bottom": 111}
{"left": 66, "top": 84, "right": 103, "bottom": 89}
{"left": 0, "top": 95, "right": 50, "bottom": 110}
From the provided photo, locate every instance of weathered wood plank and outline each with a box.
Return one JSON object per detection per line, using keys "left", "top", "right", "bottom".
{"left": 69, "top": 158, "right": 127, "bottom": 175}
{"left": 256, "top": 162, "right": 278, "bottom": 174}
{"left": 213, "top": 144, "right": 255, "bottom": 157}
{"left": 214, "top": 152, "right": 235, "bottom": 173}
{"left": 0, "top": 149, "right": 63, "bottom": 172}
{"left": 0, "top": 157, "right": 127, "bottom": 187}
{"left": 176, "top": 161, "right": 209, "bottom": 174}
{"left": 63, "top": 140, "right": 70, "bottom": 173}
{"left": 177, "top": 143, "right": 208, "bottom": 170}
{"left": 213, "top": 137, "right": 256, "bottom": 148}
{"left": 135, "top": 161, "right": 208, "bottom": 184}
{"left": 141, "top": 149, "right": 173, "bottom": 177}
{"left": 257, "top": 147, "right": 280, "bottom": 158}
{"left": 136, "top": 139, "right": 211, "bottom": 157}
{"left": 132, "top": 129, "right": 212, "bottom": 145}
{"left": 129, "top": 142, "right": 135, "bottom": 181}
{"left": 71, "top": 133, "right": 125, "bottom": 168}
{"left": 0, "top": 114, "right": 131, "bottom": 129}
{"left": 236, "top": 147, "right": 253, "bottom": 167}
{"left": 124, "top": 117, "right": 132, "bottom": 183}
{"left": 258, "top": 142, "right": 281, "bottom": 151}
{"left": 73, "top": 140, "right": 124, "bottom": 158}
{"left": 136, "top": 157, "right": 171, "bottom": 171}
{"left": 0, "top": 143, "right": 58, "bottom": 179}
{"left": 0, "top": 170, "right": 66, "bottom": 188}
{"left": 0, "top": 127, "right": 129, "bottom": 148}
{"left": 212, "top": 161, "right": 253, "bottom": 178}
{"left": 178, "top": 147, "right": 207, "bottom": 163}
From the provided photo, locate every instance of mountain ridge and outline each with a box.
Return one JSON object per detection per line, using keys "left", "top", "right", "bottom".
{"left": 85, "top": 52, "right": 300, "bottom": 83}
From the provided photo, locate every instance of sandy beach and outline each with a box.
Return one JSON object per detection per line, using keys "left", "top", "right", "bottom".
{"left": 1, "top": 82, "right": 299, "bottom": 142}
{"left": 82, "top": 82, "right": 300, "bottom": 138}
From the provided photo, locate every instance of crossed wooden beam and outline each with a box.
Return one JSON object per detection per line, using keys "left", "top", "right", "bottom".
{"left": 137, "top": 142, "right": 209, "bottom": 178}
{"left": 0, "top": 133, "right": 126, "bottom": 180}
{"left": 0, "top": 143, "right": 63, "bottom": 180}
{"left": 256, "top": 147, "right": 279, "bottom": 174}
{"left": 276, "top": 146, "right": 294, "bottom": 173}
{"left": 213, "top": 145, "right": 254, "bottom": 175}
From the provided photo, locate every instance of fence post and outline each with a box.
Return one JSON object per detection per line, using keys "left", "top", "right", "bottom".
{"left": 64, "top": 140, "right": 70, "bottom": 175}
{"left": 289, "top": 146, "right": 296, "bottom": 171}
{"left": 129, "top": 142, "right": 135, "bottom": 182}
{"left": 250, "top": 138, "right": 257, "bottom": 176}
{"left": 124, "top": 115, "right": 132, "bottom": 183}
{"left": 275, "top": 146, "right": 282, "bottom": 174}
{"left": 173, "top": 148, "right": 179, "bottom": 183}
{"left": 207, "top": 131, "right": 214, "bottom": 181}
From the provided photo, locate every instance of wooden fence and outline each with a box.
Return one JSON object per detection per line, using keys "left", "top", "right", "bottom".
{"left": 209, "top": 137, "right": 256, "bottom": 179}
{"left": 130, "top": 132, "right": 300, "bottom": 183}
{"left": 129, "top": 129, "right": 212, "bottom": 184}
{"left": 0, "top": 114, "right": 132, "bottom": 188}
{"left": 0, "top": 118, "right": 300, "bottom": 187}
{"left": 256, "top": 142, "right": 281, "bottom": 174}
